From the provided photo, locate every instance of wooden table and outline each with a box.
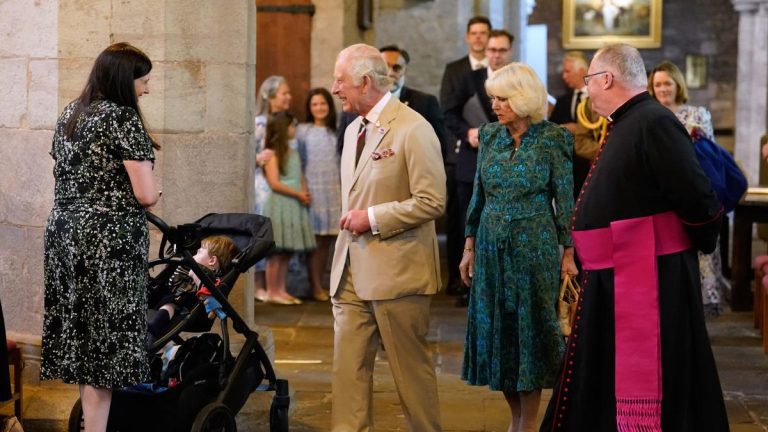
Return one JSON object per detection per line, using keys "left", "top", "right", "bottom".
{"left": 731, "top": 191, "right": 768, "bottom": 311}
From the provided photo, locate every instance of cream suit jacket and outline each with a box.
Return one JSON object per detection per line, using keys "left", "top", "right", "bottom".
{"left": 330, "top": 97, "right": 446, "bottom": 300}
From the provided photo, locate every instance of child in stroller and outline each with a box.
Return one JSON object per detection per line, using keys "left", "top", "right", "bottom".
{"left": 147, "top": 235, "right": 238, "bottom": 343}
{"left": 68, "top": 212, "right": 290, "bottom": 432}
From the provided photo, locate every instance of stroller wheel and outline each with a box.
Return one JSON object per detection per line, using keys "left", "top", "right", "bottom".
{"left": 67, "top": 399, "right": 84, "bottom": 432}
{"left": 191, "top": 402, "right": 237, "bottom": 432}
{"left": 269, "top": 379, "right": 290, "bottom": 432}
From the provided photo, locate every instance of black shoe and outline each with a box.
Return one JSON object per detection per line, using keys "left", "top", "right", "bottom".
{"left": 455, "top": 293, "right": 469, "bottom": 307}
{"left": 446, "top": 280, "right": 468, "bottom": 296}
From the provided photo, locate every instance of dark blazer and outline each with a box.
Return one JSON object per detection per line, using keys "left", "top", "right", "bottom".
{"left": 442, "top": 68, "right": 494, "bottom": 183}
{"left": 549, "top": 89, "right": 577, "bottom": 124}
{"left": 337, "top": 86, "right": 449, "bottom": 160}
{"left": 439, "top": 56, "right": 474, "bottom": 165}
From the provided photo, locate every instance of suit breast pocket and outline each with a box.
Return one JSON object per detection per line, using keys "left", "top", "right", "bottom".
{"left": 369, "top": 155, "right": 399, "bottom": 177}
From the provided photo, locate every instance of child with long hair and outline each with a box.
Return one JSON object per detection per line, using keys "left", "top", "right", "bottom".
{"left": 262, "top": 112, "right": 316, "bottom": 304}
{"left": 296, "top": 88, "right": 341, "bottom": 301}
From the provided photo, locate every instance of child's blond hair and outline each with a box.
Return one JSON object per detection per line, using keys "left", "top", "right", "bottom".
{"left": 201, "top": 236, "right": 238, "bottom": 273}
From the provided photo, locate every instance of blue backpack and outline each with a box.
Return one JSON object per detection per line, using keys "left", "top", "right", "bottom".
{"left": 693, "top": 136, "right": 747, "bottom": 213}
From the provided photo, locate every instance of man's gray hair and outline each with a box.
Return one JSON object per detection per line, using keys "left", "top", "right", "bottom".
{"left": 338, "top": 44, "right": 392, "bottom": 91}
{"left": 594, "top": 43, "right": 647, "bottom": 90}
{"left": 564, "top": 51, "right": 589, "bottom": 71}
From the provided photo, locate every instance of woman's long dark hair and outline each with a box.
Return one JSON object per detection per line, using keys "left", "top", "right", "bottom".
{"left": 266, "top": 112, "right": 296, "bottom": 176}
{"left": 305, "top": 87, "right": 337, "bottom": 132}
{"left": 65, "top": 42, "right": 159, "bottom": 149}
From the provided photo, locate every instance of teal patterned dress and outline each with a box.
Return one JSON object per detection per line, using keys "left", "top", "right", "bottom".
{"left": 462, "top": 120, "right": 574, "bottom": 392}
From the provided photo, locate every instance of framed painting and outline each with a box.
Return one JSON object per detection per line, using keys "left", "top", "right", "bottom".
{"left": 685, "top": 54, "right": 707, "bottom": 89}
{"left": 562, "top": 0, "right": 662, "bottom": 49}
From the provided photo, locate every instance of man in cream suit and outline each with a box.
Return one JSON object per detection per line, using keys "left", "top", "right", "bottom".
{"left": 330, "top": 44, "right": 446, "bottom": 432}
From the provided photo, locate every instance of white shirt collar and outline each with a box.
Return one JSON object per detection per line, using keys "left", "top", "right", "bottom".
{"left": 392, "top": 87, "right": 403, "bottom": 100}
{"left": 469, "top": 55, "right": 488, "bottom": 71}
{"left": 362, "top": 91, "right": 393, "bottom": 127}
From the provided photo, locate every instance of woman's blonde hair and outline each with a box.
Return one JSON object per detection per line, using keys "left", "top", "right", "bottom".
{"left": 485, "top": 63, "right": 548, "bottom": 123}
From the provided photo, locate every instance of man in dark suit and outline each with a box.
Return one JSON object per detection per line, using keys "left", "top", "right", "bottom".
{"left": 550, "top": 51, "right": 589, "bottom": 127}
{"left": 439, "top": 16, "right": 491, "bottom": 297}
{"left": 442, "top": 29, "right": 513, "bottom": 306}
{"left": 337, "top": 45, "right": 448, "bottom": 156}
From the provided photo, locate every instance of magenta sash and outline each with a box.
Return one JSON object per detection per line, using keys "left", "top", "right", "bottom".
{"left": 571, "top": 211, "right": 692, "bottom": 432}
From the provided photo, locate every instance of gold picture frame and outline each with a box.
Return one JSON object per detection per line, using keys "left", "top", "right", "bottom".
{"left": 562, "top": 0, "right": 662, "bottom": 49}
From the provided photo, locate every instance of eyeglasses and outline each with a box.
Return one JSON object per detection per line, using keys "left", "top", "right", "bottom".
{"left": 583, "top": 71, "right": 610, "bottom": 86}
{"left": 486, "top": 48, "right": 510, "bottom": 54}
{"left": 389, "top": 64, "right": 405, "bottom": 73}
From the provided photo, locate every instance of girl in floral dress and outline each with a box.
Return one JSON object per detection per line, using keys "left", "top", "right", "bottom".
{"left": 296, "top": 88, "right": 341, "bottom": 301}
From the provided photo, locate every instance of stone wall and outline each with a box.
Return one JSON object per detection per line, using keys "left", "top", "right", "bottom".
{"left": 0, "top": 0, "right": 256, "bottom": 358}
{"left": 309, "top": 0, "right": 378, "bottom": 114}
{"left": 375, "top": 0, "right": 475, "bottom": 97}
{"left": 529, "top": 0, "right": 738, "bottom": 132}
{"left": 0, "top": 0, "right": 60, "bottom": 349}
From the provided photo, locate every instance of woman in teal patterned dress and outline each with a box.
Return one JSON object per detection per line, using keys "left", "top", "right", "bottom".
{"left": 42, "top": 43, "right": 159, "bottom": 431}
{"left": 459, "top": 63, "right": 577, "bottom": 432}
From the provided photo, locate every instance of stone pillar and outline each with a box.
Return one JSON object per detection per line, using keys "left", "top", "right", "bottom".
{"left": 310, "top": 0, "right": 374, "bottom": 105}
{"left": 1, "top": 0, "right": 258, "bottom": 369}
{"left": 732, "top": 0, "right": 768, "bottom": 184}
{"left": 489, "top": 0, "right": 524, "bottom": 62}
{"left": 0, "top": 0, "right": 59, "bottom": 357}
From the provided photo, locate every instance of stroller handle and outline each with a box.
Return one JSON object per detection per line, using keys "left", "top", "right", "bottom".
{"left": 146, "top": 211, "right": 169, "bottom": 233}
{"left": 146, "top": 211, "right": 204, "bottom": 260}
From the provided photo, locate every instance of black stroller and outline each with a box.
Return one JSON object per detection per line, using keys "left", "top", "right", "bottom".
{"left": 67, "top": 212, "right": 289, "bottom": 432}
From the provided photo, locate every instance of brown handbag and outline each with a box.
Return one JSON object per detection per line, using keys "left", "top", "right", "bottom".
{"left": 558, "top": 274, "right": 580, "bottom": 337}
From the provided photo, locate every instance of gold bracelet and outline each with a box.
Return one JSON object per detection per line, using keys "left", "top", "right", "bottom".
{"left": 463, "top": 247, "right": 474, "bottom": 252}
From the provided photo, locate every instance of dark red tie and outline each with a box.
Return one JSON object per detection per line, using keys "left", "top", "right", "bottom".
{"left": 355, "top": 118, "right": 369, "bottom": 167}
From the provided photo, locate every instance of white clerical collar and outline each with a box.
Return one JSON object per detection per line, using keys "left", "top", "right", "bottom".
{"left": 362, "top": 91, "right": 393, "bottom": 127}
{"left": 469, "top": 55, "right": 488, "bottom": 71}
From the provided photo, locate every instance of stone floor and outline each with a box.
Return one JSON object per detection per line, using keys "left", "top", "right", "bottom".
{"left": 6, "top": 293, "right": 768, "bottom": 431}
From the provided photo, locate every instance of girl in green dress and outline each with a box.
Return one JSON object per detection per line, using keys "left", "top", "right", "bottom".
{"left": 262, "top": 112, "right": 316, "bottom": 304}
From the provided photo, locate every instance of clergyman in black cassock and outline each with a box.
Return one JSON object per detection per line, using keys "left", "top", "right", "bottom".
{"left": 540, "top": 44, "right": 728, "bottom": 432}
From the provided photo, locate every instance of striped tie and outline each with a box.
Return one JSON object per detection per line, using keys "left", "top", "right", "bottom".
{"left": 355, "top": 118, "right": 369, "bottom": 167}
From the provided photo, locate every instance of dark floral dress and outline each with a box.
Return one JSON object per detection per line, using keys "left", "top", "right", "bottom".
{"left": 41, "top": 100, "right": 154, "bottom": 388}
{"left": 462, "top": 120, "right": 573, "bottom": 392}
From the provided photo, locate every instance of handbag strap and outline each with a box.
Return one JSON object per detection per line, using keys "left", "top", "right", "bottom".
{"left": 559, "top": 274, "right": 580, "bottom": 301}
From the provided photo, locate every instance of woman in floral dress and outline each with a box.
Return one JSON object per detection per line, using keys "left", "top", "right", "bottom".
{"left": 649, "top": 60, "right": 728, "bottom": 317}
{"left": 459, "top": 63, "right": 576, "bottom": 432}
{"left": 41, "top": 43, "right": 159, "bottom": 432}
